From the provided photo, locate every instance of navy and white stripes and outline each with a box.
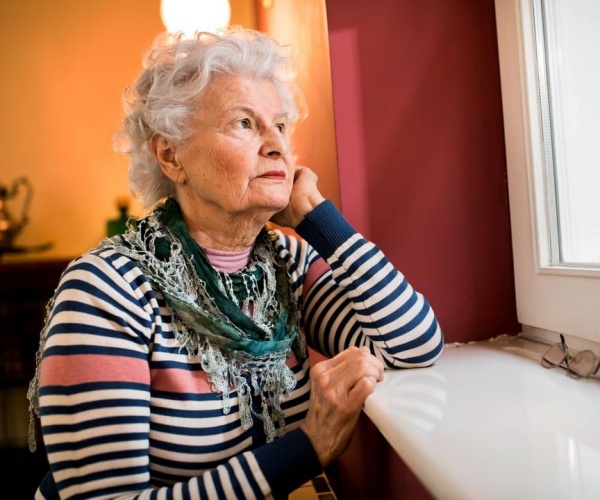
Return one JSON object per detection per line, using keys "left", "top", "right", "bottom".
{"left": 35, "top": 200, "right": 443, "bottom": 499}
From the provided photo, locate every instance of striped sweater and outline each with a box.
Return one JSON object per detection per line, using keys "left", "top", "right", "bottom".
{"left": 35, "top": 200, "right": 444, "bottom": 499}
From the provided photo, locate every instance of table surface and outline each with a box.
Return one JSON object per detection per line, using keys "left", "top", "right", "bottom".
{"left": 363, "top": 336, "right": 600, "bottom": 500}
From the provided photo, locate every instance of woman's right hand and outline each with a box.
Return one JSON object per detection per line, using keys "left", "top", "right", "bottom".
{"left": 270, "top": 166, "right": 325, "bottom": 229}
{"left": 299, "top": 346, "right": 384, "bottom": 467}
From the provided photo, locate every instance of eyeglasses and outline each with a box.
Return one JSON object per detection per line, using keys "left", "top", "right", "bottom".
{"left": 540, "top": 334, "right": 600, "bottom": 379}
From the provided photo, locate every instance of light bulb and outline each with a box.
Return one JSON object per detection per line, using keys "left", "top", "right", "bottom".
{"left": 160, "top": 0, "right": 231, "bottom": 37}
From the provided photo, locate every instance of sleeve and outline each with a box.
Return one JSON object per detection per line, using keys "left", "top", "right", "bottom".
{"left": 294, "top": 200, "right": 444, "bottom": 368}
{"left": 35, "top": 251, "right": 321, "bottom": 499}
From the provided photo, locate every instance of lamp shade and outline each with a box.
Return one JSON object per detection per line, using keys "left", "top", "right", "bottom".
{"left": 160, "top": 0, "right": 231, "bottom": 36}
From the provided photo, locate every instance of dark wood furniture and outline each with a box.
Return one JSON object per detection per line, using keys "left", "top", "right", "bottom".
{"left": 0, "top": 258, "right": 71, "bottom": 499}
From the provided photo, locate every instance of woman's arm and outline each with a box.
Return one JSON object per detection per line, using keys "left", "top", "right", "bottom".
{"left": 287, "top": 200, "right": 444, "bottom": 368}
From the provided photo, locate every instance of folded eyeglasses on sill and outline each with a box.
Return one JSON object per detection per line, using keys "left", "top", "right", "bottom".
{"left": 541, "top": 334, "right": 600, "bottom": 379}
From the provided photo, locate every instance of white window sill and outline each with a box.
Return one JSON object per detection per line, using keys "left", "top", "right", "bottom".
{"left": 363, "top": 335, "right": 600, "bottom": 499}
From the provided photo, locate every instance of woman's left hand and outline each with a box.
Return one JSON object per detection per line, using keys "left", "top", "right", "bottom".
{"left": 299, "top": 346, "right": 384, "bottom": 467}
{"left": 270, "top": 166, "right": 326, "bottom": 228}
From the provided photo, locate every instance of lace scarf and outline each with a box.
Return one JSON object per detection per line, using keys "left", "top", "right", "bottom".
{"left": 27, "top": 198, "right": 305, "bottom": 451}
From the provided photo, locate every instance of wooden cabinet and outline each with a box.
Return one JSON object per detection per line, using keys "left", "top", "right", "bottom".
{"left": 0, "top": 259, "right": 70, "bottom": 387}
{"left": 0, "top": 258, "right": 71, "bottom": 499}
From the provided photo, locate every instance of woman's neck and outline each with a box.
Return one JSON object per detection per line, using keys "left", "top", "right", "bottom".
{"left": 176, "top": 198, "right": 269, "bottom": 251}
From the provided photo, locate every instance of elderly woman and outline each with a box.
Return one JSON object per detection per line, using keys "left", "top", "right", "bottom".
{"left": 28, "top": 28, "right": 443, "bottom": 499}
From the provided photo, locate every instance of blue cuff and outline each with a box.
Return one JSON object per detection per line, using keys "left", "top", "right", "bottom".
{"left": 296, "top": 200, "right": 357, "bottom": 260}
{"left": 254, "top": 428, "right": 322, "bottom": 498}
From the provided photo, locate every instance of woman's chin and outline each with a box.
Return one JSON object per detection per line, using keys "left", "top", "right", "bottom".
{"left": 260, "top": 196, "right": 290, "bottom": 214}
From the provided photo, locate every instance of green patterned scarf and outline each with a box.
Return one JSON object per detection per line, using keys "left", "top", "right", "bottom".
{"left": 157, "top": 198, "right": 299, "bottom": 356}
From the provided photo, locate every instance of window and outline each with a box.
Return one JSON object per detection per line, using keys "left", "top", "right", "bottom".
{"left": 532, "top": 0, "right": 600, "bottom": 266}
{"left": 494, "top": 0, "right": 600, "bottom": 346}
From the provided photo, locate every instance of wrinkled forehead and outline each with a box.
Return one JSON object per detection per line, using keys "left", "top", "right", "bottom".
{"left": 197, "top": 75, "right": 295, "bottom": 120}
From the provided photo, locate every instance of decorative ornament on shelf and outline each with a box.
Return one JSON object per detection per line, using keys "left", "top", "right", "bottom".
{"left": 106, "top": 195, "right": 135, "bottom": 237}
{"left": 0, "top": 177, "right": 52, "bottom": 260}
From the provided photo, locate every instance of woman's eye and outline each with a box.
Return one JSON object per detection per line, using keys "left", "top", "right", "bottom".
{"left": 237, "top": 118, "right": 252, "bottom": 129}
{"left": 275, "top": 123, "right": 285, "bottom": 133}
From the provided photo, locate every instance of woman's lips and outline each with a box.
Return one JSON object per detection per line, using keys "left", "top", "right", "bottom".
{"left": 259, "top": 171, "right": 286, "bottom": 180}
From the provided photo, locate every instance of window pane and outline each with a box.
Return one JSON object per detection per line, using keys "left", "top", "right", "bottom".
{"left": 534, "top": 0, "right": 600, "bottom": 265}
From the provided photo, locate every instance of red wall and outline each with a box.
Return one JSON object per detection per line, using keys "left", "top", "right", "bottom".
{"left": 326, "top": 0, "right": 519, "bottom": 343}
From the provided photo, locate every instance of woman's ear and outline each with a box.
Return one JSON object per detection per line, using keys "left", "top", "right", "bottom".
{"left": 151, "top": 135, "right": 186, "bottom": 184}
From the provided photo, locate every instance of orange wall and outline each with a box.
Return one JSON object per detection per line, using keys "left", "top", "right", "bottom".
{"left": 0, "top": 0, "right": 258, "bottom": 262}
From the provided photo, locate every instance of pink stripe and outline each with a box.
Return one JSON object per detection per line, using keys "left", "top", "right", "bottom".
{"left": 152, "top": 356, "right": 303, "bottom": 394}
{"left": 40, "top": 355, "right": 150, "bottom": 386}
{"left": 303, "top": 257, "right": 330, "bottom": 300}
{"left": 152, "top": 367, "right": 214, "bottom": 393}
{"left": 40, "top": 353, "right": 304, "bottom": 393}
{"left": 286, "top": 351, "right": 301, "bottom": 368}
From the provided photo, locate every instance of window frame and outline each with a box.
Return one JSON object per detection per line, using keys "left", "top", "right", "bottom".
{"left": 494, "top": 0, "right": 600, "bottom": 346}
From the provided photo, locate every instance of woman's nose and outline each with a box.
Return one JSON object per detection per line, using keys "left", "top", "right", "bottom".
{"left": 260, "top": 127, "right": 288, "bottom": 158}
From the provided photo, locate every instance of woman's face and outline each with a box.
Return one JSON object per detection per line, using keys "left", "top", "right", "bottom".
{"left": 175, "top": 75, "right": 296, "bottom": 221}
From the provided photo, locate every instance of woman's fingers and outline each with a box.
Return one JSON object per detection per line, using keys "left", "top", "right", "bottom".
{"left": 311, "top": 346, "right": 383, "bottom": 391}
{"left": 271, "top": 165, "right": 325, "bottom": 228}
{"left": 300, "top": 347, "right": 385, "bottom": 467}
